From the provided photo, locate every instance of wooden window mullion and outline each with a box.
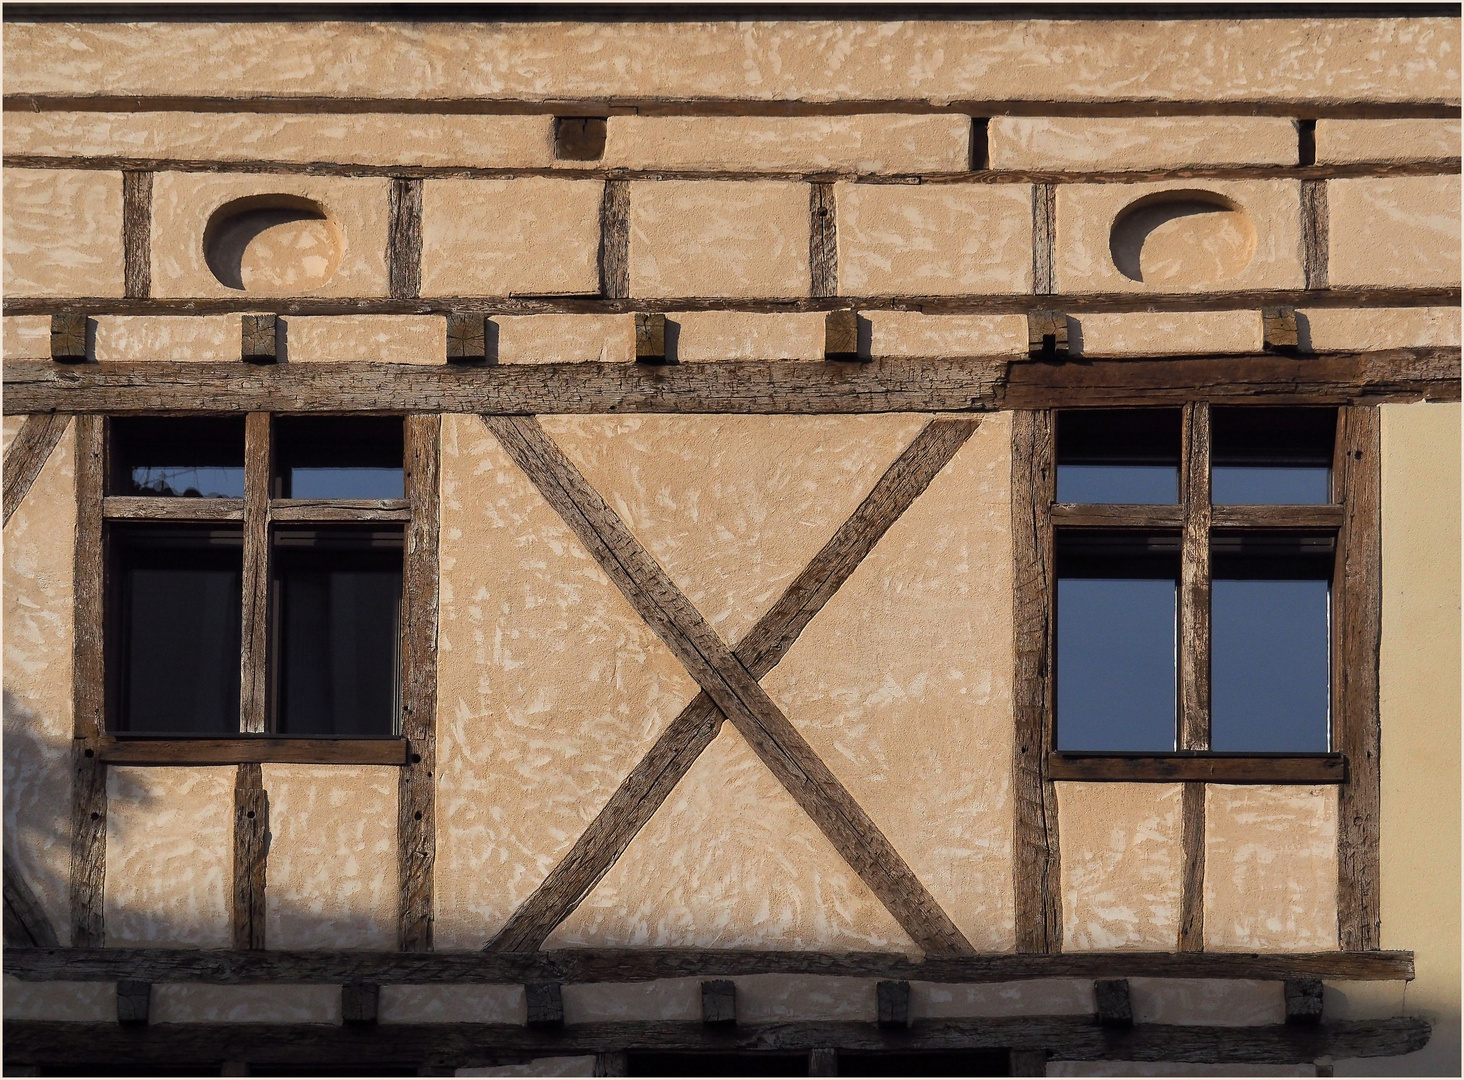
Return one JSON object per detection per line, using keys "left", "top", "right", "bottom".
{"left": 1178, "top": 401, "right": 1211, "bottom": 953}
{"left": 239, "top": 412, "right": 271, "bottom": 735}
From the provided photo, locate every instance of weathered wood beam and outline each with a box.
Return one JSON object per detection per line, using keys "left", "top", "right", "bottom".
{"left": 232, "top": 764, "right": 267, "bottom": 951}
{"left": 5, "top": 352, "right": 1454, "bottom": 418}
{"left": 482, "top": 415, "right": 973, "bottom": 956}
{"left": 3, "top": 412, "right": 71, "bottom": 527}
{"left": 2, "top": 947, "right": 1416, "bottom": 985}
{"left": 877, "top": 981, "right": 910, "bottom": 1030}
{"left": 1178, "top": 402, "right": 1211, "bottom": 956}
{"left": 239, "top": 412, "right": 270, "bottom": 735}
{"left": 1047, "top": 754, "right": 1346, "bottom": 784}
{"left": 0, "top": 1017, "right": 1431, "bottom": 1068}
{"left": 810, "top": 183, "right": 837, "bottom": 298}
{"left": 599, "top": 180, "right": 630, "bottom": 300}
{"left": 701, "top": 980, "right": 736, "bottom": 1026}
{"left": 3, "top": 848, "right": 60, "bottom": 948}
{"left": 388, "top": 178, "right": 423, "bottom": 301}
{"left": 1335, "top": 406, "right": 1382, "bottom": 952}
{"left": 116, "top": 980, "right": 150, "bottom": 1026}
{"left": 399, "top": 414, "right": 441, "bottom": 952}
{"left": 96, "top": 736, "right": 409, "bottom": 767}
{"left": 1011, "top": 410, "right": 1061, "bottom": 954}
{"left": 122, "top": 171, "right": 152, "bottom": 300}
{"left": 487, "top": 417, "right": 979, "bottom": 951}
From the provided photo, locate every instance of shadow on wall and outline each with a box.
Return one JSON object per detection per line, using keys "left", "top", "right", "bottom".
{"left": 4, "top": 689, "right": 81, "bottom": 945}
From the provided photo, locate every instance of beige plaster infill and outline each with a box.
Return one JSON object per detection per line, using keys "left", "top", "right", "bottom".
{"left": 630, "top": 180, "right": 811, "bottom": 299}
{"left": 1071, "top": 311, "right": 1263, "bottom": 357}
{"left": 836, "top": 182, "right": 1032, "bottom": 297}
{"left": 149, "top": 984, "right": 340, "bottom": 1024}
{"left": 379, "top": 985, "right": 527, "bottom": 1024}
{"left": 989, "top": 117, "right": 1298, "bottom": 171}
{"left": 261, "top": 764, "right": 398, "bottom": 950}
{"left": 1359, "top": 401, "right": 1462, "bottom": 1077}
{"left": 1056, "top": 782, "right": 1183, "bottom": 951}
{"left": 668, "top": 311, "right": 825, "bottom": 362}
{"left": 1298, "top": 306, "right": 1461, "bottom": 353}
{"left": 433, "top": 415, "right": 699, "bottom": 949}
{"left": 1048, "top": 1064, "right": 1314, "bottom": 1077}
{"left": 760, "top": 415, "right": 1016, "bottom": 951}
{"left": 866, "top": 312, "right": 1029, "bottom": 358}
{"left": 3, "top": 168, "right": 124, "bottom": 298}
{"left": 150, "top": 172, "right": 390, "bottom": 298}
{"left": 1202, "top": 785, "right": 1338, "bottom": 952}
{"left": 1326, "top": 175, "right": 1462, "bottom": 289}
{"left": 734, "top": 975, "right": 876, "bottom": 1022}
{"left": 7, "top": 20, "right": 1457, "bottom": 103}
{"left": 911, "top": 980, "right": 1094, "bottom": 1018}
{"left": 545, "top": 724, "right": 918, "bottom": 952}
{"left": 3, "top": 418, "right": 77, "bottom": 944}
{"left": 603, "top": 115, "right": 970, "bottom": 174}
{"left": 421, "top": 178, "right": 603, "bottom": 298}
{"left": 1315, "top": 119, "right": 1462, "bottom": 164}
{"left": 2, "top": 315, "right": 54, "bottom": 360}
{"left": 542, "top": 414, "right": 929, "bottom": 648}
{"left": 1127, "top": 979, "right": 1285, "bottom": 1026}
{"left": 459, "top": 1058, "right": 596, "bottom": 1077}
{"left": 104, "top": 766, "right": 234, "bottom": 948}
{"left": 94, "top": 315, "right": 242, "bottom": 362}
{"left": 2, "top": 976, "right": 116, "bottom": 1021}
{"left": 492, "top": 314, "right": 635, "bottom": 364}
{"left": 1055, "top": 179, "right": 1304, "bottom": 294}
{"left": 561, "top": 979, "right": 701, "bottom": 1023}
{"left": 4, "top": 111, "right": 557, "bottom": 168}
{"left": 281, "top": 315, "right": 446, "bottom": 364}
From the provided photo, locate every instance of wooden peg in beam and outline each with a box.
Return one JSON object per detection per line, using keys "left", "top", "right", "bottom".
{"left": 241, "top": 314, "right": 279, "bottom": 364}
{"left": 446, "top": 314, "right": 488, "bottom": 363}
{"left": 635, "top": 313, "right": 667, "bottom": 363}
{"left": 555, "top": 117, "right": 608, "bottom": 162}
{"left": 825, "top": 309, "right": 860, "bottom": 361}
{"left": 116, "top": 980, "right": 150, "bottom": 1025}
{"left": 341, "top": 982, "right": 380, "bottom": 1026}
{"left": 526, "top": 982, "right": 564, "bottom": 1026}
{"left": 50, "top": 314, "right": 88, "bottom": 362}
{"left": 1095, "top": 979, "right": 1133, "bottom": 1028}
{"left": 701, "top": 979, "right": 736, "bottom": 1025}
{"left": 877, "top": 979, "right": 911, "bottom": 1029}
{"left": 1285, "top": 978, "right": 1324, "bottom": 1025}
{"left": 1027, "top": 310, "right": 1069, "bottom": 360}
{"left": 1263, "top": 307, "right": 1300, "bottom": 353}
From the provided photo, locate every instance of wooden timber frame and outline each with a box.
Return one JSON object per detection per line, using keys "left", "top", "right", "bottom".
{"left": 1007, "top": 399, "right": 1387, "bottom": 956}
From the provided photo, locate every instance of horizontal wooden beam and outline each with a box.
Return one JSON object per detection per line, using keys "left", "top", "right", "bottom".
{"left": 4, "top": 287, "right": 1458, "bottom": 318}
{"left": 1048, "top": 753, "right": 1347, "bottom": 784}
{"left": 6, "top": 93, "right": 1461, "bottom": 121}
{"left": 3, "top": 947, "right": 1415, "bottom": 985}
{"left": 103, "top": 496, "right": 244, "bottom": 521}
{"left": 95, "top": 737, "right": 409, "bottom": 766}
{"left": 1210, "top": 504, "right": 1345, "bottom": 530}
{"left": 1051, "top": 504, "right": 1183, "bottom": 528}
{"left": 3, "top": 153, "right": 1456, "bottom": 185}
{"left": 4, "top": 351, "right": 1457, "bottom": 418}
{"left": 269, "top": 499, "right": 411, "bottom": 523}
{"left": 0, "top": 1017, "right": 1430, "bottom": 1068}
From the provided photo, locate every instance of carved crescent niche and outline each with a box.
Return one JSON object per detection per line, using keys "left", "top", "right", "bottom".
{"left": 203, "top": 195, "right": 342, "bottom": 293}
{"left": 1108, "top": 190, "right": 1257, "bottom": 287}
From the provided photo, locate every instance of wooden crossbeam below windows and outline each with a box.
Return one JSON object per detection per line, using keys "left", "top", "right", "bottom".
{"left": 95, "top": 737, "right": 409, "bottom": 767}
{"left": 1047, "top": 754, "right": 1347, "bottom": 784}
{"left": 2, "top": 946, "right": 1415, "bottom": 985}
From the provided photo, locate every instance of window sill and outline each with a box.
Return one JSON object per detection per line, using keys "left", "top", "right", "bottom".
{"left": 1047, "top": 752, "right": 1345, "bottom": 784}
{"left": 93, "top": 736, "right": 409, "bottom": 766}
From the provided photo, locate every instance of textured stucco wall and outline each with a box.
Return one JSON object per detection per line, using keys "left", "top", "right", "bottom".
{"left": 3, "top": 418, "right": 76, "bottom": 944}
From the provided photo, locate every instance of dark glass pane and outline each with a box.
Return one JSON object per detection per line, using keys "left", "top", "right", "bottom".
{"left": 274, "top": 417, "right": 404, "bottom": 499}
{"left": 273, "top": 528, "right": 402, "bottom": 736}
{"left": 1211, "top": 407, "right": 1335, "bottom": 505}
{"left": 109, "top": 417, "right": 246, "bottom": 498}
{"left": 113, "top": 528, "right": 242, "bottom": 734}
{"left": 1056, "top": 409, "right": 1181, "bottom": 504}
{"left": 1211, "top": 534, "right": 1333, "bottom": 752}
{"left": 1056, "top": 533, "right": 1179, "bottom": 751}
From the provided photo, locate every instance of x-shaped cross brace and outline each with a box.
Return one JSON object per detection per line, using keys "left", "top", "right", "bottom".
{"left": 482, "top": 414, "right": 980, "bottom": 956}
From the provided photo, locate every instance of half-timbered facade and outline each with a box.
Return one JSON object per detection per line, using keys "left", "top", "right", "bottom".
{"left": 2, "top": 7, "right": 1460, "bottom": 1076}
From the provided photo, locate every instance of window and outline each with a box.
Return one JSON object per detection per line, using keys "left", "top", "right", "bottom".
{"left": 101, "top": 415, "right": 411, "bottom": 760}
{"left": 1048, "top": 404, "right": 1345, "bottom": 781}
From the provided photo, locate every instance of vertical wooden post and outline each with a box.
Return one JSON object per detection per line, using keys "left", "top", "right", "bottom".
{"left": 1178, "top": 402, "right": 1211, "bottom": 952}
{"left": 240, "top": 413, "right": 271, "bottom": 734}
{"left": 809, "top": 183, "right": 837, "bottom": 298}
{"left": 1335, "top": 406, "right": 1381, "bottom": 951}
{"left": 389, "top": 178, "right": 423, "bottom": 301}
{"left": 1302, "top": 180, "right": 1329, "bottom": 292}
{"left": 122, "top": 171, "right": 152, "bottom": 300}
{"left": 1012, "top": 410, "right": 1061, "bottom": 953}
{"left": 232, "top": 763, "right": 267, "bottom": 950}
{"left": 599, "top": 181, "right": 630, "bottom": 300}
{"left": 70, "top": 414, "right": 107, "bottom": 947}
{"left": 399, "top": 414, "right": 441, "bottom": 951}
{"left": 1032, "top": 184, "right": 1056, "bottom": 296}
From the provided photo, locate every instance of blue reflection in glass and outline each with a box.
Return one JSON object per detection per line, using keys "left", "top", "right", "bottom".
{"left": 1057, "top": 465, "right": 1178, "bottom": 505}
{"left": 1211, "top": 466, "right": 1329, "bottom": 505}
{"left": 1211, "top": 579, "right": 1330, "bottom": 752}
{"left": 1057, "top": 577, "right": 1177, "bottom": 751}
{"left": 130, "top": 466, "right": 245, "bottom": 498}
{"left": 287, "top": 467, "right": 403, "bottom": 499}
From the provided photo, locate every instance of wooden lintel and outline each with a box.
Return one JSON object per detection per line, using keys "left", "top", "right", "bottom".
{"left": 3, "top": 351, "right": 1456, "bottom": 418}
{"left": 95, "top": 736, "right": 409, "bottom": 767}
{"left": 3, "top": 947, "right": 1415, "bottom": 986}
{"left": 0, "top": 1017, "right": 1431, "bottom": 1068}
{"left": 1048, "top": 753, "right": 1347, "bottom": 784}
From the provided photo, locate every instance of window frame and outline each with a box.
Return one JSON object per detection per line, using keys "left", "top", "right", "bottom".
{"left": 91, "top": 411, "right": 426, "bottom": 766}
{"left": 1040, "top": 402, "right": 1360, "bottom": 785}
